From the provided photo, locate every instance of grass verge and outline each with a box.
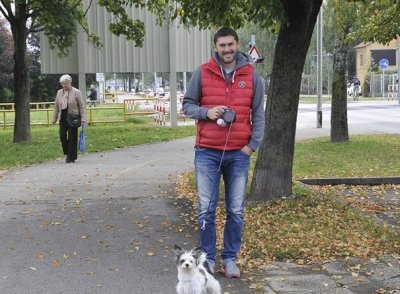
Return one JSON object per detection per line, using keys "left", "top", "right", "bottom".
{"left": 293, "top": 134, "right": 400, "bottom": 178}
{"left": 0, "top": 123, "right": 195, "bottom": 170}
{"left": 176, "top": 134, "right": 400, "bottom": 269}
{"left": 240, "top": 183, "right": 399, "bottom": 268}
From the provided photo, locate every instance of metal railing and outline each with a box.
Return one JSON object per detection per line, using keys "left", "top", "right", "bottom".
{"left": 0, "top": 100, "right": 170, "bottom": 129}
{"left": 0, "top": 102, "right": 55, "bottom": 110}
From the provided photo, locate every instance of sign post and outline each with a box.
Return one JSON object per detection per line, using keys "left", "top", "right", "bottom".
{"left": 379, "top": 59, "right": 389, "bottom": 97}
{"left": 247, "top": 35, "right": 264, "bottom": 64}
{"left": 248, "top": 45, "right": 263, "bottom": 64}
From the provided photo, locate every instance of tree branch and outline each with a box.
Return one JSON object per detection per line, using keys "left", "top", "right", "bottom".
{"left": 0, "top": 1, "right": 14, "bottom": 24}
{"left": 83, "top": 0, "right": 94, "bottom": 17}
{"left": 248, "top": 5, "right": 261, "bottom": 21}
{"left": 27, "top": 22, "right": 43, "bottom": 34}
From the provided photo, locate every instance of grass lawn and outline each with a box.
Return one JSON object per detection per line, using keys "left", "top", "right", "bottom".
{"left": 176, "top": 134, "right": 400, "bottom": 268}
{"left": 0, "top": 123, "right": 195, "bottom": 170}
{"left": 293, "top": 134, "right": 400, "bottom": 178}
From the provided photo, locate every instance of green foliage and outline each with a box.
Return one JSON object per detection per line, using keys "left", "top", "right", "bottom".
{"left": 0, "top": 18, "right": 13, "bottom": 100}
{"left": 29, "top": 74, "right": 60, "bottom": 102}
{"left": 362, "top": 72, "right": 370, "bottom": 97}
{"left": 86, "top": 73, "right": 96, "bottom": 90}
{"left": 0, "top": 87, "right": 13, "bottom": 103}
{"left": 354, "top": 0, "right": 400, "bottom": 44}
{"left": 171, "top": 0, "right": 284, "bottom": 32}
{"left": 31, "top": 1, "right": 77, "bottom": 55}
{"left": 325, "top": 0, "right": 359, "bottom": 44}
{"left": 96, "top": 0, "right": 159, "bottom": 47}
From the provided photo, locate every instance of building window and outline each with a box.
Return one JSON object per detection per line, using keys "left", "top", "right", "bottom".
{"left": 360, "top": 55, "right": 364, "bottom": 66}
{"left": 371, "top": 49, "right": 396, "bottom": 65}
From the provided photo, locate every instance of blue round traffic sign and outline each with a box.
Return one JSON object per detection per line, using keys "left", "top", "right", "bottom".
{"left": 379, "top": 59, "right": 389, "bottom": 69}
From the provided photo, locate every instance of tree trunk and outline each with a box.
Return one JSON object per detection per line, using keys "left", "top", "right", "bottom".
{"left": 249, "top": 0, "right": 323, "bottom": 201}
{"left": 11, "top": 3, "right": 31, "bottom": 143}
{"left": 330, "top": 44, "right": 349, "bottom": 142}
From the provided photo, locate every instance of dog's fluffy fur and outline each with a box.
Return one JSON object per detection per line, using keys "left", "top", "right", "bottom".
{"left": 173, "top": 245, "right": 221, "bottom": 294}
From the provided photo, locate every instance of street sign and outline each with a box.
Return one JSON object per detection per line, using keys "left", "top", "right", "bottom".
{"left": 379, "top": 59, "right": 389, "bottom": 69}
{"left": 248, "top": 45, "right": 264, "bottom": 64}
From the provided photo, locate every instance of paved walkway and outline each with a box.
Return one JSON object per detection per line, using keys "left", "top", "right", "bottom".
{"left": 1, "top": 103, "right": 399, "bottom": 293}
{"left": 0, "top": 138, "right": 257, "bottom": 294}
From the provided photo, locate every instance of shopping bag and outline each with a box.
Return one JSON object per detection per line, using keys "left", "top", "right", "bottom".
{"left": 79, "top": 127, "right": 86, "bottom": 153}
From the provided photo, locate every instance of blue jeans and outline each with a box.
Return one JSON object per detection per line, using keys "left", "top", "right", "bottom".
{"left": 194, "top": 147, "right": 250, "bottom": 262}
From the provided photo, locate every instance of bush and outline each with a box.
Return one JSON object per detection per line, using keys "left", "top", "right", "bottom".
{"left": 0, "top": 87, "right": 14, "bottom": 103}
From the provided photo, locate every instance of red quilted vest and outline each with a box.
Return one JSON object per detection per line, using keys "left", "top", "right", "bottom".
{"left": 196, "top": 58, "right": 254, "bottom": 150}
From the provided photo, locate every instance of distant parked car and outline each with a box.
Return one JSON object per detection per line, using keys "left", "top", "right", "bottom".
{"left": 347, "top": 83, "right": 362, "bottom": 96}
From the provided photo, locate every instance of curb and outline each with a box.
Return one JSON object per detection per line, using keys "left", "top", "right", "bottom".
{"left": 297, "top": 177, "right": 400, "bottom": 186}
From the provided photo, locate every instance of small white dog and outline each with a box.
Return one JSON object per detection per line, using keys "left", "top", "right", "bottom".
{"left": 173, "top": 245, "right": 221, "bottom": 294}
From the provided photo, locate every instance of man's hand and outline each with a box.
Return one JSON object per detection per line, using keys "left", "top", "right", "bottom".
{"left": 207, "top": 106, "right": 227, "bottom": 120}
{"left": 241, "top": 145, "right": 253, "bottom": 156}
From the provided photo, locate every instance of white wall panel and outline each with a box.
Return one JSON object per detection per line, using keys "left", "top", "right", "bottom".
{"left": 40, "top": 0, "right": 210, "bottom": 74}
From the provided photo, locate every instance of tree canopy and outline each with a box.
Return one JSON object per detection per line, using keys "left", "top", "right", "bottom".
{"left": 355, "top": 0, "right": 400, "bottom": 44}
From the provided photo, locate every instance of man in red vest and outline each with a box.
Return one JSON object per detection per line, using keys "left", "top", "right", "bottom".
{"left": 183, "top": 27, "right": 265, "bottom": 278}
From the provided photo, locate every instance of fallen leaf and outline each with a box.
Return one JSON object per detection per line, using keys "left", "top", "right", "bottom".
{"left": 52, "top": 260, "right": 61, "bottom": 268}
{"left": 36, "top": 254, "right": 45, "bottom": 261}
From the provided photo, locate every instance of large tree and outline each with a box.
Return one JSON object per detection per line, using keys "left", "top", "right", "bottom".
{"left": 0, "top": 0, "right": 153, "bottom": 142}
{"left": 2, "top": 0, "right": 324, "bottom": 200}
{"left": 326, "top": 0, "right": 357, "bottom": 143}
{"left": 158, "top": 0, "right": 323, "bottom": 200}
{"left": 250, "top": 1, "right": 323, "bottom": 200}
{"left": 167, "top": 0, "right": 323, "bottom": 200}
{"left": 326, "top": 0, "right": 399, "bottom": 143}
{"left": 0, "top": 0, "right": 101, "bottom": 142}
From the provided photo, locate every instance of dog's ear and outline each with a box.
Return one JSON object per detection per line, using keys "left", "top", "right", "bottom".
{"left": 173, "top": 245, "right": 183, "bottom": 256}
{"left": 192, "top": 247, "right": 202, "bottom": 258}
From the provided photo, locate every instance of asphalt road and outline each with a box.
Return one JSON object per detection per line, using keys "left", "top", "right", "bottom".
{"left": 297, "top": 100, "right": 400, "bottom": 137}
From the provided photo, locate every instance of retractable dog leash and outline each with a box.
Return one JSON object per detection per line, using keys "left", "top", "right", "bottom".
{"left": 200, "top": 111, "right": 235, "bottom": 232}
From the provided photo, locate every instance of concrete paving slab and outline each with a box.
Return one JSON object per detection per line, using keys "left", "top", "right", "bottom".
{"left": 267, "top": 273, "right": 339, "bottom": 293}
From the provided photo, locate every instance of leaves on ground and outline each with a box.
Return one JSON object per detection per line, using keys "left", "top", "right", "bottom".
{"left": 176, "top": 172, "right": 400, "bottom": 271}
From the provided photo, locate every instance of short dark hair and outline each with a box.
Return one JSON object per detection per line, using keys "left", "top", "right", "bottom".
{"left": 213, "top": 27, "right": 239, "bottom": 44}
